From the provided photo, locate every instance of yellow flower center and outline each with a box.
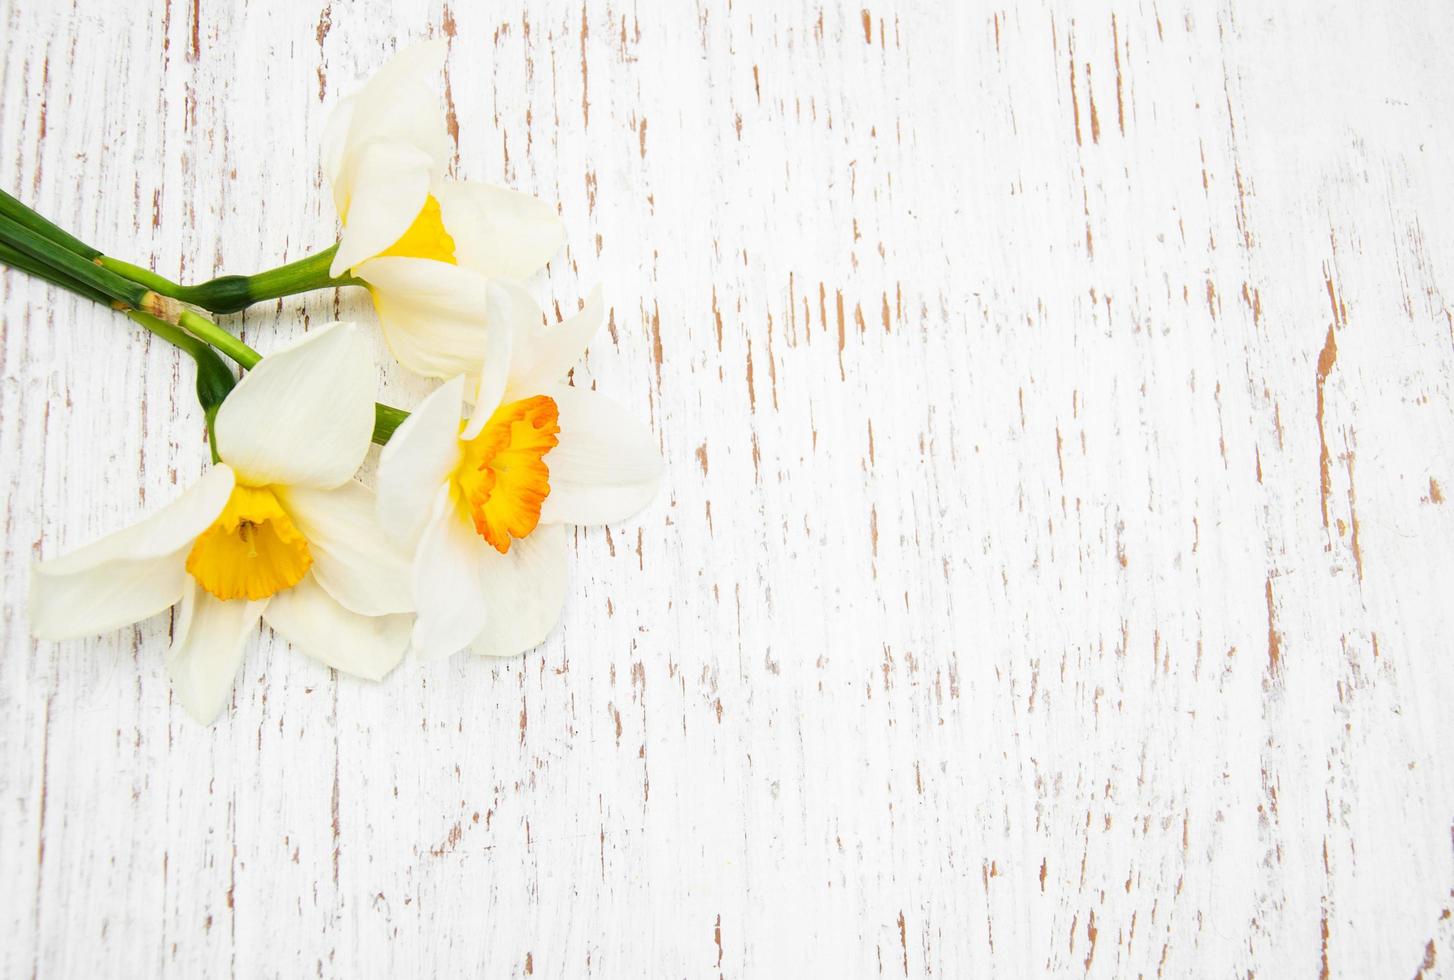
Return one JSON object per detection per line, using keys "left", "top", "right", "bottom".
{"left": 376, "top": 195, "right": 458, "bottom": 264}
{"left": 186, "top": 485, "right": 312, "bottom": 601}
{"left": 455, "top": 395, "right": 560, "bottom": 554}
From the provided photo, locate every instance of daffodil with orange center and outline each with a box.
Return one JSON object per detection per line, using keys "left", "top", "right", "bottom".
{"left": 321, "top": 40, "right": 565, "bottom": 380}
{"left": 30, "top": 323, "right": 414, "bottom": 723}
{"left": 377, "top": 284, "right": 662, "bottom": 659}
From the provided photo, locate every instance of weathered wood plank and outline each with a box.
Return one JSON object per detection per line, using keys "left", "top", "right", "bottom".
{"left": 2, "top": 1, "right": 1452, "bottom": 976}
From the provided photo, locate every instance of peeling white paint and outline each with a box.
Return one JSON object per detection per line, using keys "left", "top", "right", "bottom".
{"left": 2, "top": 1, "right": 1454, "bottom": 976}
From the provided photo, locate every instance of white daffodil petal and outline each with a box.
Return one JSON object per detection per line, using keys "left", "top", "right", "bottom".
{"left": 505, "top": 285, "right": 604, "bottom": 400}
{"left": 275, "top": 481, "right": 413, "bottom": 616}
{"left": 376, "top": 375, "right": 466, "bottom": 549}
{"left": 358, "top": 256, "right": 497, "bottom": 379}
{"left": 34, "top": 466, "right": 234, "bottom": 577}
{"left": 31, "top": 551, "right": 187, "bottom": 642}
{"left": 29, "top": 466, "right": 235, "bottom": 640}
{"left": 460, "top": 285, "right": 522, "bottom": 440}
{"left": 326, "top": 41, "right": 451, "bottom": 224}
{"left": 365, "top": 38, "right": 448, "bottom": 94}
{"left": 330, "top": 142, "right": 436, "bottom": 277}
{"left": 262, "top": 573, "right": 410, "bottom": 681}
{"left": 435, "top": 179, "right": 565, "bottom": 280}
{"left": 410, "top": 487, "right": 489, "bottom": 661}
{"left": 166, "top": 581, "right": 265, "bottom": 724}
{"left": 539, "top": 386, "right": 663, "bottom": 526}
{"left": 320, "top": 93, "right": 358, "bottom": 198}
{"left": 473, "top": 523, "right": 568, "bottom": 659}
{"left": 215, "top": 322, "right": 376, "bottom": 491}
{"left": 339, "top": 41, "right": 450, "bottom": 164}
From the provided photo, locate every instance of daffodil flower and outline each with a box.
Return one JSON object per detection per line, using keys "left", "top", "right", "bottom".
{"left": 322, "top": 40, "right": 565, "bottom": 380}
{"left": 376, "top": 285, "right": 662, "bottom": 659}
{"left": 30, "top": 323, "right": 413, "bottom": 722}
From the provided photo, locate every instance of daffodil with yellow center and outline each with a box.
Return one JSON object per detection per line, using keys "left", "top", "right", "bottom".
{"left": 373, "top": 196, "right": 458, "bottom": 264}
{"left": 186, "top": 486, "right": 314, "bottom": 600}
{"left": 30, "top": 323, "right": 414, "bottom": 723}
{"left": 322, "top": 40, "right": 565, "bottom": 380}
{"left": 456, "top": 394, "right": 561, "bottom": 553}
{"left": 377, "top": 284, "right": 663, "bottom": 660}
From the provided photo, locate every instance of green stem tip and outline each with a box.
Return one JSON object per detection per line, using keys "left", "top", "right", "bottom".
{"left": 0, "top": 211, "right": 151, "bottom": 309}
{"left": 178, "top": 310, "right": 260, "bottom": 369}
{"left": 0, "top": 188, "right": 100, "bottom": 261}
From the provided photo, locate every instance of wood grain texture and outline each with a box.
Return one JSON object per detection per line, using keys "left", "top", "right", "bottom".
{"left": 3, "top": 1, "right": 1453, "bottom": 976}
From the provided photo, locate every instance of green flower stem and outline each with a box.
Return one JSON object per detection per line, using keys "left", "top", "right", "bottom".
{"left": 0, "top": 211, "right": 160, "bottom": 311}
{"left": 0, "top": 188, "right": 101, "bottom": 261}
{"left": 0, "top": 233, "right": 239, "bottom": 464}
{"left": 99, "top": 244, "right": 362, "bottom": 315}
{"left": 0, "top": 241, "right": 114, "bottom": 306}
{"left": 0, "top": 188, "right": 356, "bottom": 315}
{"left": 129, "top": 309, "right": 210, "bottom": 357}
{"left": 93, "top": 255, "right": 188, "bottom": 298}
{"left": 178, "top": 310, "right": 260, "bottom": 369}
{"left": 372, "top": 404, "right": 409, "bottom": 445}
{"left": 194, "top": 245, "right": 362, "bottom": 311}
{"left": 0, "top": 191, "right": 410, "bottom": 447}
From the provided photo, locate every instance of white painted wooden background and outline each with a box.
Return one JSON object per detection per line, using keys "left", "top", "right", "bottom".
{"left": 3, "top": 1, "right": 1453, "bottom": 976}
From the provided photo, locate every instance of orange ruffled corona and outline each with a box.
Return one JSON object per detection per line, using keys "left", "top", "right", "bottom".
{"left": 456, "top": 395, "right": 560, "bottom": 554}
{"left": 186, "top": 485, "right": 313, "bottom": 601}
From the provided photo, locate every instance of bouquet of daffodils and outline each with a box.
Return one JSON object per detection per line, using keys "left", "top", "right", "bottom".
{"left": 3, "top": 42, "right": 661, "bottom": 723}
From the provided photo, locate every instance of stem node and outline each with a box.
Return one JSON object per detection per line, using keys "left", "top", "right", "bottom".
{"left": 142, "top": 291, "right": 181, "bottom": 319}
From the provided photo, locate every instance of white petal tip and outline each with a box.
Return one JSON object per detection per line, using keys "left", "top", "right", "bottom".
{"left": 411, "top": 633, "right": 469, "bottom": 663}
{"left": 395, "top": 37, "right": 448, "bottom": 76}
{"left": 179, "top": 700, "right": 225, "bottom": 725}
